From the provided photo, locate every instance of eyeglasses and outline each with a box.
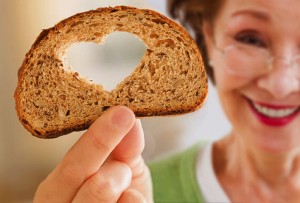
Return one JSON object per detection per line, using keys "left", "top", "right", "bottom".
{"left": 211, "top": 43, "right": 300, "bottom": 78}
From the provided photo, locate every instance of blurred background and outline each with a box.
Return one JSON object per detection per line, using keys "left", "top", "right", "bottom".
{"left": 0, "top": 0, "right": 230, "bottom": 202}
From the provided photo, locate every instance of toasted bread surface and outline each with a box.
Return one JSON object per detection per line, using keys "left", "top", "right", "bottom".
{"left": 15, "top": 6, "right": 208, "bottom": 138}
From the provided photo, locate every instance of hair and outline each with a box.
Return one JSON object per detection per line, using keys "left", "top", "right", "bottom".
{"left": 167, "top": 0, "right": 224, "bottom": 83}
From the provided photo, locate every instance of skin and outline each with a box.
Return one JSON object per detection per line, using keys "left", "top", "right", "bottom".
{"left": 34, "top": 106, "right": 153, "bottom": 203}
{"left": 204, "top": 0, "right": 300, "bottom": 202}
{"left": 34, "top": 0, "right": 300, "bottom": 202}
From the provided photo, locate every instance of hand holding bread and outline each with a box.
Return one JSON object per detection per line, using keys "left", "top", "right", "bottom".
{"left": 16, "top": 6, "right": 207, "bottom": 202}
{"left": 33, "top": 106, "right": 153, "bottom": 202}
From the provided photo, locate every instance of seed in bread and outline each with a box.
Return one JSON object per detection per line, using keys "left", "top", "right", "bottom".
{"left": 14, "top": 6, "right": 208, "bottom": 138}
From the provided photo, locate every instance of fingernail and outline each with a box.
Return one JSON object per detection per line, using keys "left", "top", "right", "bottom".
{"left": 111, "top": 106, "right": 135, "bottom": 129}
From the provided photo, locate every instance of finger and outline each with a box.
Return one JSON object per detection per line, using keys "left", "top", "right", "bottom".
{"left": 112, "top": 119, "right": 145, "bottom": 176}
{"left": 118, "top": 189, "right": 147, "bottom": 203}
{"left": 112, "top": 119, "right": 153, "bottom": 201}
{"left": 72, "top": 160, "right": 132, "bottom": 203}
{"left": 34, "top": 106, "right": 136, "bottom": 203}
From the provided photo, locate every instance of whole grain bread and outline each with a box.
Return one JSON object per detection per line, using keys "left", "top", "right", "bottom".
{"left": 15, "top": 6, "right": 208, "bottom": 138}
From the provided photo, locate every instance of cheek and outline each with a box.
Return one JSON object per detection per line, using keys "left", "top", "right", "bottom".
{"left": 215, "top": 75, "right": 256, "bottom": 146}
{"left": 213, "top": 66, "right": 252, "bottom": 91}
{"left": 217, "top": 87, "right": 246, "bottom": 125}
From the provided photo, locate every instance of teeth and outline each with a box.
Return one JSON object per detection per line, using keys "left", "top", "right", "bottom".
{"left": 253, "top": 103, "right": 298, "bottom": 118}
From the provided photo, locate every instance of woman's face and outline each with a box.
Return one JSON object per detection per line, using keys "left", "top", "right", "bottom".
{"left": 206, "top": 0, "right": 300, "bottom": 153}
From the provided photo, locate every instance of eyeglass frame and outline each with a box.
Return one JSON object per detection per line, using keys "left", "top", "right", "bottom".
{"left": 209, "top": 38, "right": 300, "bottom": 78}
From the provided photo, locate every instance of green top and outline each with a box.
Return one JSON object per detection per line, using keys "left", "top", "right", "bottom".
{"left": 148, "top": 143, "right": 205, "bottom": 203}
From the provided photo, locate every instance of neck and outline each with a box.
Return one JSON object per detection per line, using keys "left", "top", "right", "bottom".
{"left": 215, "top": 133, "right": 300, "bottom": 187}
{"left": 245, "top": 145, "right": 300, "bottom": 185}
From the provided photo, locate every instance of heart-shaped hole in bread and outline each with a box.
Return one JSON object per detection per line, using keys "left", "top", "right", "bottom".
{"left": 66, "top": 32, "right": 146, "bottom": 91}
{"left": 15, "top": 6, "right": 208, "bottom": 138}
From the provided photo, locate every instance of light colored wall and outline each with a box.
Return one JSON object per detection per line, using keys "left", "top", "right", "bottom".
{"left": 0, "top": 0, "right": 230, "bottom": 202}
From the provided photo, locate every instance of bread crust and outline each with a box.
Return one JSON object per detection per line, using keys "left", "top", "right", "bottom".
{"left": 15, "top": 6, "right": 208, "bottom": 138}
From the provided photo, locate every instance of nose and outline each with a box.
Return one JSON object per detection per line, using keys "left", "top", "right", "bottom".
{"left": 257, "top": 58, "right": 300, "bottom": 99}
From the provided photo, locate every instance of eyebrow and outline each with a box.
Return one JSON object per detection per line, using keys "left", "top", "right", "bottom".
{"left": 231, "top": 9, "right": 271, "bottom": 22}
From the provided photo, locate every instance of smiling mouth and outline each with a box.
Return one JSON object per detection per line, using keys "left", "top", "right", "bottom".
{"left": 252, "top": 103, "right": 299, "bottom": 118}
{"left": 246, "top": 98, "right": 300, "bottom": 126}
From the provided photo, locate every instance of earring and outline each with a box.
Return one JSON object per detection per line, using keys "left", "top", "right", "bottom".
{"left": 208, "top": 60, "right": 214, "bottom": 67}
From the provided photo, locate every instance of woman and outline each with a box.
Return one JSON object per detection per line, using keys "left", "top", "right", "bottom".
{"left": 34, "top": 0, "right": 300, "bottom": 202}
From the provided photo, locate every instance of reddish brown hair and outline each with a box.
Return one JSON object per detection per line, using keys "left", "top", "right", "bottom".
{"left": 167, "top": 0, "right": 224, "bottom": 83}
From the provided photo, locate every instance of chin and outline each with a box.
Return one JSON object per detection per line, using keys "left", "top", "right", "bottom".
{"left": 246, "top": 111, "right": 300, "bottom": 154}
{"left": 252, "top": 130, "right": 300, "bottom": 153}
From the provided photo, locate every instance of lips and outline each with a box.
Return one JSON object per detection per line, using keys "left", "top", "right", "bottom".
{"left": 247, "top": 98, "right": 300, "bottom": 126}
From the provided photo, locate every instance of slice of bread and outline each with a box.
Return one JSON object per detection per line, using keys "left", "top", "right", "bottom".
{"left": 15, "top": 6, "right": 208, "bottom": 138}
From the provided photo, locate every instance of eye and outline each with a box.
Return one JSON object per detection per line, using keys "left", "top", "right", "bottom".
{"left": 235, "top": 31, "right": 266, "bottom": 47}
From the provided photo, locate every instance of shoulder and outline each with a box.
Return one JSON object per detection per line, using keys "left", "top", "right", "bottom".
{"left": 148, "top": 142, "right": 207, "bottom": 202}
{"left": 148, "top": 142, "right": 205, "bottom": 172}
